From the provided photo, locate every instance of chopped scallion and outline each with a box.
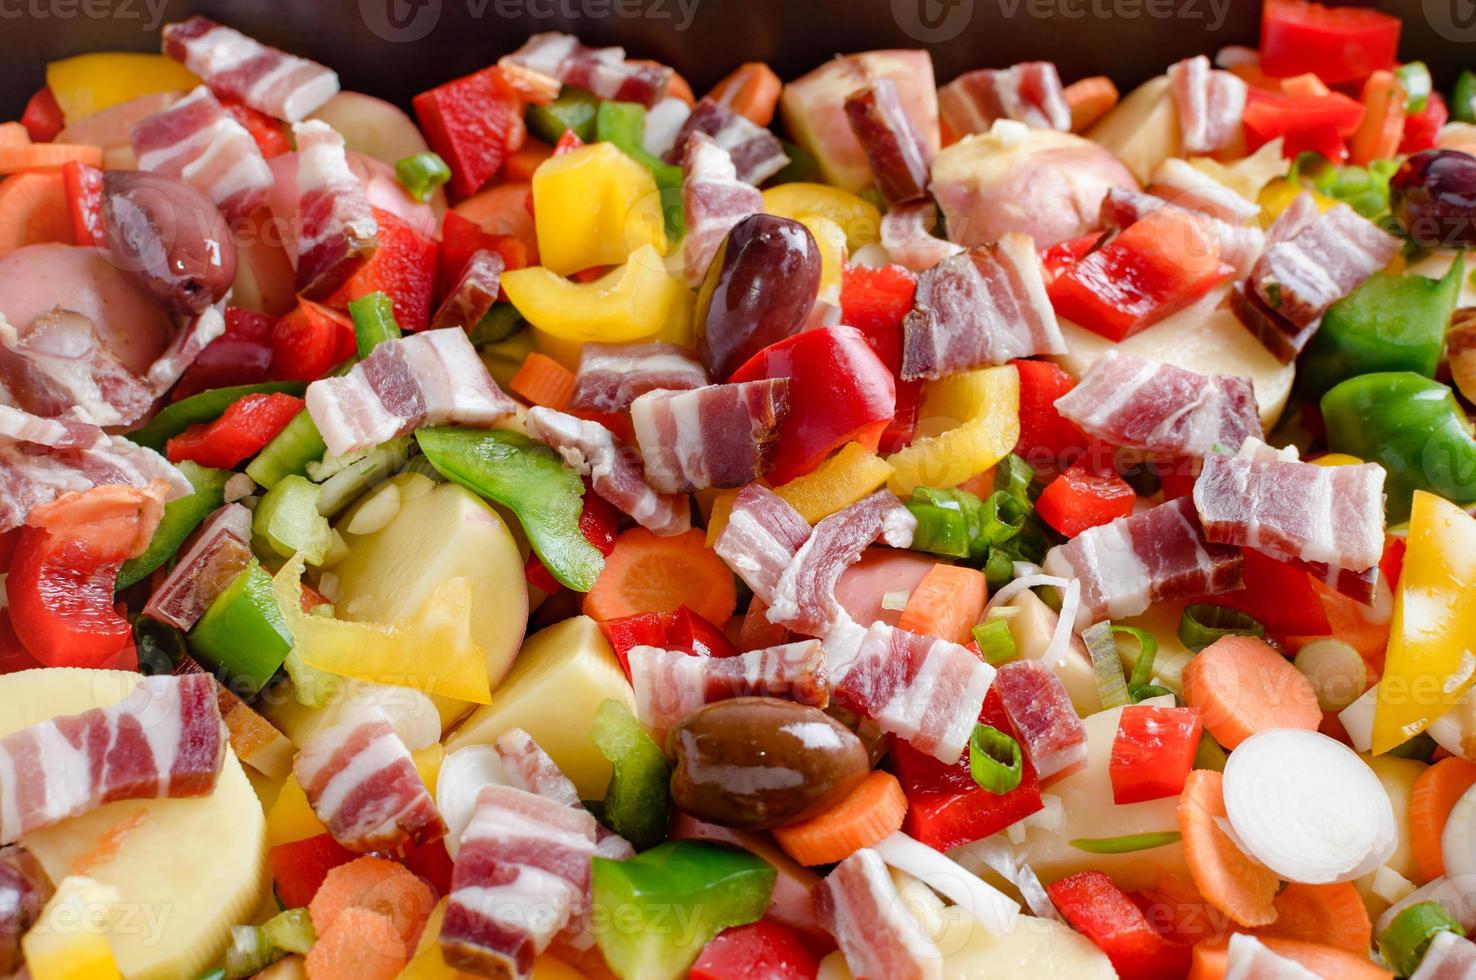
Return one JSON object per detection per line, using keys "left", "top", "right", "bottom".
{"left": 1378, "top": 900, "right": 1465, "bottom": 976}
{"left": 1068, "top": 831, "right": 1182, "bottom": 854}
{"left": 1178, "top": 604, "right": 1265, "bottom": 652}
{"left": 969, "top": 724, "right": 1023, "bottom": 795}
{"left": 394, "top": 151, "right": 451, "bottom": 202}
{"left": 1082, "top": 621, "right": 1130, "bottom": 708}
{"left": 971, "top": 618, "right": 1017, "bottom": 665}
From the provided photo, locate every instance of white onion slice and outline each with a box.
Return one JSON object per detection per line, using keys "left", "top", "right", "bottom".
{"left": 872, "top": 832, "right": 1019, "bottom": 936}
{"left": 1222, "top": 729, "right": 1394, "bottom": 884}
{"left": 1444, "top": 784, "right": 1476, "bottom": 884}
{"left": 1336, "top": 686, "right": 1378, "bottom": 754}
{"left": 1293, "top": 639, "right": 1366, "bottom": 712}
{"left": 1411, "top": 932, "right": 1476, "bottom": 980}
{"left": 1045, "top": 579, "right": 1081, "bottom": 675}
{"left": 984, "top": 574, "right": 1070, "bottom": 615}
{"left": 1428, "top": 689, "right": 1476, "bottom": 759}
{"left": 435, "top": 744, "right": 510, "bottom": 859}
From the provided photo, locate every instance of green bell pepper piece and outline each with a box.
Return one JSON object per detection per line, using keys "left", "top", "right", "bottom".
{"left": 1322, "top": 371, "right": 1476, "bottom": 523}
{"left": 1396, "top": 62, "right": 1432, "bottom": 114}
{"left": 189, "top": 558, "right": 293, "bottom": 697}
{"left": 525, "top": 86, "right": 601, "bottom": 144}
{"left": 127, "top": 381, "right": 307, "bottom": 452}
{"left": 415, "top": 426, "right": 604, "bottom": 590}
{"left": 590, "top": 700, "right": 669, "bottom": 851}
{"left": 595, "top": 101, "right": 684, "bottom": 239}
{"left": 131, "top": 616, "right": 189, "bottom": 675}
{"left": 347, "top": 291, "right": 402, "bottom": 358}
{"left": 469, "top": 302, "right": 526, "bottom": 348}
{"left": 393, "top": 152, "right": 450, "bottom": 204}
{"left": 244, "top": 411, "right": 328, "bottom": 490}
{"left": 1297, "top": 255, "right": 1465, "bottom": 400}
{"left": 253, "top": 475, "right": 332, "bottom": 565}
{"left": 117, "top": 461, "right": 230, "bottom": 587}
{"left": 1454, "top": 70, "right": 1476, "bottom": 124}
{"left": 592, "top": 841, "right": 776, "bottom": 980}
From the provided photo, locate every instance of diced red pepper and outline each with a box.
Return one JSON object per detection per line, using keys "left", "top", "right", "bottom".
{"left": 61, "top": 161, "right": 105, "bottom": 247}
{"left": 220, "top": 98, "right": 291, "bottom": 158}
{"left": 1046, "top": 870, "right": 1191, "bottom": 980}
{"left": 166, "top": 392, "right": 306, "bottom": 469}
{"left": 266, "top": 833, "right": 358, "bottom": 908}
{"left": 1241, "top": 87, "right": 1366, "bottom": 157}
{"left": 1153, "top": 455, "right": 1201, "bottom": 502}
{"left": 1196, "top": 547, "right": 1332, "bottom": 636}
{"left": 20, "top": 87, "right": 64, "bottom": 143}
{"left": 729, "top": 325, "right": 897, "bottom": 484}
{"left": 690, "top": 920, "right": 821, "bottom": 980}
{"left": 524, "top": 491, "right": 619, "bottom": 593}
{"left": 1259, "top": 0, "right": 1400, "bottom": 85}
{"left": 401, "top": 837, "right": 455, "bottom": 899}
{"left": 1036, "top": 463, "right": 1136, "bottom": 537}
{"left": 5, "top": 527, "right": 134, "bottom": 669}
{"left": 1402, "top": 91, "right": 1448, "bottom": 155}
{"left": 1109, "top": 705, "right": 1203, "bottom": 805}
{"left": 1048, "top": 208, "right": 1231, "bottom": 343}
{"left": 1011, "top": 359, "right": 1092, "bottom": 471}
{"left": 1039, "top": 234, "right": 1100, "bottom": 285}
{"left": 598, "top": 604, "right": 740, "bottom": 678}
{"left": 413, "top": 66, "right": 527, "bottom": 198}
{"left": 437, "top": 210, "right": 528, "bottom": 301}
{"left": 270, "top": 299, "right": 355, "bottom": 382}
{"left": 839, "top": 263, "right": 920, "bottom": 454}
{"left": 173, "top": 308, "right": 277, "bottom": 400}
{"left": 326, "top": 209, "right": 439, "bottom": 332}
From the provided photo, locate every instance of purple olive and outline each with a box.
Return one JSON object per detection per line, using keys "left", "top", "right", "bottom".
{"left": 101, "top": 170, "right": 237, "bottom": 315}
{"left": 1391, "top": 149, "right": 1476, "bottom": 247}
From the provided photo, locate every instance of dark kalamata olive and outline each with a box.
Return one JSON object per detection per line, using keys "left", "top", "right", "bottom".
{"left": 1391, "top": 149, "right": 1476, "bottom": 247}
{"left": 696, "top": 214, "right": 821, "bottom": 380}
{"left": 669, "top": 697, "right": 870, "bottom": 830}
{"left": 101, "top": 170, "right": 237, "bottom": 316}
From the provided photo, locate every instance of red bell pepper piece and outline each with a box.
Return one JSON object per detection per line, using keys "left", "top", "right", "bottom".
{"left": 271, "top": 299, "right": 355, "bottom": 382}
{"left": 327, "top": 209, "right": 439, "bottom": 332}
{"left": 1402, "top": 92, "right": 1448, "bottom": 155}
{"left": 437, "top": 210, "right": 528, "bottom": 300}
{"left": 60, "top": 161, "right": 105, "bottom": 247}
{"left": 401, "top": 837, "right": 455, "bottom": 899}
{"left": 1036, "top": 463, "right": 1136, "bottom": 537}
{"left": 267, "top": 832, "right": 358, "bottom": 908}
{"left": 20, "top": 86, "right": 64, "bottom": 143}
{"left": 413, "top": 66, "right": 526, "bottom": 198}
{"left": 839, "top": 263, "right": 920, "bottom": 454}
{"left": 5, "top": 527, "right": 134, "bottom": 668}
{"left": 1039, "top": 233, "right": 1100, "bottom": 285}
{"left": 220, "top": 98, "right": 290, "bottom": 158}
{"left": 525, "top": 490, "right": 619, "bottom": 593}
{"left": 174, "top": 308, "right": 277, "bottom": 401}
{"left": 1259, "top": 0, "right": 1400, "bottom": 85}
{"left": 1046, "top": 870, "right": 1190, "bottom": 980}
{"left": 1011, "top": 359, "right": 1091, "bottom": 471}
{"left": 1048, "top": 208, "right": 1231, "bottom": 343}
{"left": 1241, "top": 87, "right": 1366, "bottom": 157}
{"left": 166, "top": 392, "right": 306, "bottom": 469}
{"left": 690, "top": 920, "right": 821, "bottom": 980}
{"left": 1153, "top": 456, "right": 1201, "bottom": 502}
{"left": 729, "top": 325, "right": 897, "bottom": 484}
{"left": 1109, "top": 705, "right": 1202, "bottom": 805}
{"left": 1197, "top": 547, "right": 1332, "bottom": 636}
{"left": 598, "top": 604, "right": 740, "bottom": 678}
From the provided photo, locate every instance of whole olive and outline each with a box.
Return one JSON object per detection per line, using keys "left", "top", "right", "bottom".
{"left": 1391, "top": 148, "right": 1476, "bottom": 247}
{"left": 695, "top": 214, "right": 821, "bottom": 380}
{"left": 669, "top": 697, "right": 870, "bottom": 830}
{"left": 101, "top": 170, "right": 237, "bottom": 316}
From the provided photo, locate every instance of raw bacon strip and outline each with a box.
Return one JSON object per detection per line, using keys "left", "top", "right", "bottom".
{"left": 1042, "top": 497, "right": 1242, "bottom": 624}
{"left": 292, "top": 120, "right": 379, "bottom": 298}
{"left": 502, "top": 32, "right": 670, "bottom": 107}
{"left": 569, "top": 341, "right": 709, "bottom": 415}
{"left": 938, "top": 62, "right": 1070, "bottom": 136}
{"left": 880, "top": 198, "right": 963, "bottom": 273}
{"left": 1223, "top": 933, "right": 1322, "bottom": 980}
{"left": 141, "top": 503, "right": 254, "bottom": 631}
{"left": 627, "top": 640, "right": 829, "bottom": 730}
{"left": 680, "top": 133, "right": 763, "bottom": 287}
{"left": 431, "top": 250, "right": 504, "bottom": 332}
{"left": 524, "top": 407, "right": 690, "bottom": 537}
{"left": 1052, "top": 349, "right": 1262, "bottom": 458}
{"left": 1167, "top": 55, "right": 1248, "bottom": 155}
{"left": 992, "top": 660, "right": 1087, "bottom": 783}
{"left": 1193, "top": 440, "right": 1386, "bottom": 571}
{"left": 1148, "top": 158, "right": 1261, "bottom": 226}
{"left": 713, "top": 484, "right": 813, "bottom": 606}
{"left": 813, "top": 848, "right": 944, "bottom": 980}
{"left": 901, "top": 234, "right": 1064, "bottom": 380}
{"left": 293, "top": 705, "right": 445, "bottom": 853}
{"left": 0, "top": 309, "right": 153, "bottom": 428}
{"left": 494, "top": 729, "right": 580, "bottom": 808}
{"left": 629, "top": 380, "right": 788, "bottom": 494}
{"left": 844, "top": 79, "right": 933, "bottom": 204}
{"left": 0, "top": 406, "right": 101, "bottom": 450}
{"left": 131, "top": 86, "right": 275, "bottom": 220}
{"left": 306, "top": 328, "right": 517, "bottom": 458}
{"left": 0, "top": 674, "right": 226, "bottom": 844}
{"left": 1412, "top": 930, "right": 1476, "bottom": 980}
{"left": 146, "top": 303, "right": 228, "bottom": 394}
{"left": 0, "top": 845, "right": 51, "bottom": 975}
{"left": 161, "top": 16, "right": 339, "bottom": 122}
{"left": 1101, "top": 187, "right": 1265, "bottom": 277}
{"left": 664, "top": 97, "right": 789, "bottom": 185}
{"left": 768, "top": 491, "right": 916, "bottom": 638}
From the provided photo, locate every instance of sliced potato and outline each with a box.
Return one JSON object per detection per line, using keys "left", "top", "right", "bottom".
{"left": 310, "top": 91, "right": 447, "bottom": 214}
{"left": 1086, "top": 74, "right": 1179, "bottom": 183}
{"left": 1364, "top": 754, "right": 1425, "bottom": 884}
{"left": 1004, "top": 591, "right": 1102, "bottom": 717}
{"left": 1113, "top": 598, "right": 1198, "bottom": 697}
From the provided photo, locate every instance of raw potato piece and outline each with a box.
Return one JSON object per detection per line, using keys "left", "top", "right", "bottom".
{"left": 1086, "top": 74, "right": 1180, "bottom": 183}
{"left": 0, "top": 668, "right": 267, "bottom": 980}
{"left": 1003, "top": 590, "right": 1101, "bottom": 717}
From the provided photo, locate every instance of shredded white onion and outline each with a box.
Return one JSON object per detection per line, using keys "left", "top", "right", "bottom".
{"left": 436, "top": 745, "right": 510, "bottom": 859}
{"left": 949, "top": 835, "right": 1062, "bottom": 922}
{"left": 872, "top": 832, "right": 1020, "bottom": 936}
{"left": 1428, "top": 690, "right": 1474, "bottom": 758}
{"left": 1336, "top": 686, "right": 1378, "bottom": 754}
{"left": 324, "top": 681, "right": 440, "bottom": 750}
{"left": 1045, "top": 579, "right": 1081, "bottom": 674}
{"left": 984, "top": 574, "right": 1070, "bottom": 615}
{"left": 1444, "top": 785, "right": 1476, "bottom": 884}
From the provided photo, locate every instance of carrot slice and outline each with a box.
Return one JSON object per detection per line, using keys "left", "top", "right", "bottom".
{"left": 1064, "top": 76, "right": 1120, "bottom": 132}
{"left": 1189, "top": 935, "right": 1392, "bottom": 980}
{"left": 309, "top": 856, "right": 435, "bottom": 955}
{"left": 1252, "top": 882, "right": 1371, "bottom": 954}
{"left": 1180, "top": 635, "right": 1321, "bottom": 749}
{"left": 1280, "top": 73, "right": 1331, "bottom": 98}
{"left": 1349, "top": 70, "right": 1406, "bottom": 167}
{"left": 0, "top": 142, "right": 104, "bottom": 173}
{"left": 1409, "top": 756, "right": 1476, "bottom": 882}
{"left": 896, "top": 563, "right": 987, "bottom": 645}
{"left": 509, "top": 351, "right": 576, "bottom": 411}
{"left": 1178, "top": 769, "right": 1279, "bottom": 928}
{"left": 583, "top": 527, "right": 737, "bottom": 626}
{"left": 704, "top": 62, "right": 782, "bottom": 127}
{"left": 0, "top": 123, "right": 30, "bottom": 147}
{"left": 736, "top": 596, "right": 790, "bottom": 652}
{"left": 773, "top": 771, "right": 907, "bottom": 867}
{"left": 304, "top": 907, "right": 409, "bottom": 980}
{"left": 0, "top": 172, "right": 71, "bottom": 254}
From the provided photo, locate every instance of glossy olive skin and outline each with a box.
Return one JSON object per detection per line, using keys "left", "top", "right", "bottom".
{"left": 101, "top": 170, "right": 237, "bottom": 316}
{"left": 1391, "top": 148, "right": 1476, "bottom": 247}
{"left": 695, "top": 214, "right": 821, "bottom": 380}
{"left": 669, "top": 697, "right": 870, "bottom": 830}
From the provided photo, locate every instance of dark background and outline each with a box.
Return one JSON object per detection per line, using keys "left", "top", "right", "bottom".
{"left": 0, "top": 0, "right": 1463, "bottom": 119}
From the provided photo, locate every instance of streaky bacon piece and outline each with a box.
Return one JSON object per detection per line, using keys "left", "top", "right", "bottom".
{"left": 131, "top": 86, "right": 275, "bottom": 220}
{"left": 293, "top": 705, "right": 445, "bottom": 853}
{"left": 1193, "top": 438, "right": 1386, "bottom": 572}
{"left": 291, "top": 120, "right": 378, "bottom": 298}
{"left": 1167, "top": 55, "right": 1248, "bottom": 155}
{"left": 502, "top": 32, "right": 670, "bottom": 107}
{"left": 1410, "top": 930, "right": 1476, "bottom": 980}
{"left": 664, "top": 97, "right": 789, "bottom": 185}
{"left": 901, "top": 234, "right": 1064, "bottom": 380}
{"left": 768, "top": 491, "right": 915, "bottom": 638}
{"left": 1101, "top": 186, "right": 1265, "bottom": 277}
{"left": 524, "top": 407, "right": 691, "bottom": 537}
{"left": 813, "top": 848, "right": 944, "bottom": 980}
{"left": 0, "top": 309, "right": 153, "bottom": 428}
{"left": 161, "top": 16, "right": 339, "bottom": 122}
{"left": 992, "top": 660, "right": 1087, "bottom": 783}
{"left": 1052, "top": 349, "right": 1262, "bottom": 458}
{"left": 1148, "top": 157, "right": 1261, "bottom": 225}
{"left": 430, "top": 250, "right": 504, "bottom": 332}
{"left": 0, "top": 845, "right": 51, "bottom": 975}
{"left": 141, "top": 502, "right": 254, "bottom": 631}
{"left": 0, "top": 405, "right": 101, "bottom": 450}
{"left": 713, "top": 484, "right": 813, "bottom": 606}
{"left": 146, "top": 302, "right": 227, "bottom": 395}
{"left": 938, "top": 62, "right": 1071, "bottom": 136}
{"left": 630, "top": 380, "right": 788, "bottom": 494}
{"left": 1043, "top": 496, "right": 1243, "bottom": 625}
{"left": 680, "top": 133, "right": 764, "bottom": 287}
{"left": 880, "top": 198, "right": 963, "bottom": 272}
{"left": 1223, "top": 933, "right": 1323, "bottom": 980}
{"left": 569, "top": 341, "right": 709, "bottom": 415}
{"left": 494, "top": 729, "right": 580, "bottom": 808}
{"left": 844, "top": 78, "right": 933, "bottom": 204}
{"left": 306, "top": 328, "right": 517, "bottom": 458}
{"left": 0, "top": 673, "right": 226, "bottom": 844}
{"left": 627, "top": 640, "right": 829, "bottom": 730}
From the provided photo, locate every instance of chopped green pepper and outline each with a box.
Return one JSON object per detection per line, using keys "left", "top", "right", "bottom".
{"left": 393, "top": 151, "right": 451, "bottom": 203}
{"left": 525, "top": 86, "right": 601, "bottom": 144}
{"left": 117, "top": 461, "right": 230, "bottom": 587}
{"left": 253, "top": 475, "right": 332, "bottom": 565}
{"left": 244, "top": 411, "right": 328, "bottom": 490}
{"left": 469, "top": 302, "right": 526, "bottom": 348}
{"left": 189, "top": 559, "right": 293, "bottom": 698}
{"left": 1287, "top": 151, "right": 1399, "bottom": 220}
{"left": 131, "top": 616, "right": 188, "bottom": 675}
{"left": 347, "top": 291, "right": 402, "bottom": 358}
{"left": 1454, "top": 69, "right": 1476, "bottom": 124}
{"left": 1396, "top": 61, "right": 1432, "bottom": 113}
{"left": 590, "top": 699, "right": 669, "bottom": 851}
{"left": 127, "top": 381, "right": 306, "bottom": 452}
{"left": 591, "top": 841, "right": 776, "bottom": 980}
{"left": 595, "top": 101, "right": 684, "bottom": 239}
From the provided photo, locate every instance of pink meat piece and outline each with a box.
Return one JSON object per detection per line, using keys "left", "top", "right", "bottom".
{"left": 569, "top": 341, "right": 709, "bottom": 415}
{"left": 1167, "top": 55, "right": 1249, "bottom": 155}
{"left": 992, "top": 660, "right": 1088, "bottom": 783}
{"left": 813, "top": 848, "right": 943, "bottom": 980}
{"left": 431, "top": 250, "right": 504, "bottom": 332}
{"left": 680, "top": 133, "right": 764, "bottom": 287}
{"left": 844, "top": 78, "right": 933, "bottom": 204}
{"left": 0, "top": 845, "right": 51, "bottom": 975}
{"left": 0, "top": 308, "right": 154, "bottom": 428}
{"left": 664, "top": 97, "right": 789, "bottom": 185}
{"left": 501, "top": 32, "right": 670, "bottom": 107}
{"left": 1412, "top": 931, "right": 1476, "bottom": 980}
{"left": 938, "top": 62, "right": 1071, "bottom": 135}
{"left": 494, "top": 729, "right": 580, "bottom": 807}
{"left": 141, "top": 503, "right": 254, "bottom": 631}
{"left": 131, "top": 86, "right": 275, "bottom": 220}
{"left": 713, "top": 484, "right": 813, "bottom": 606}
{"left": 1147, "top": 158, "right": 1262, "bottom": 226}
{"left": 161, "top": 16, "right": 339, "bottom": 122}
{"left": 880, "top": 198, "right": 964, "bottom": 272}
{"left": 627, "top": 640, "right": 829, "bottom": 730}
{"left": 291, "top": 120, "right": 378, "bottom": 298}
{"left": 629, "top": 380, "right": 788, "bottom": 493}
{"left": 0, "top": 405, "right": 102, "bottom": 450}
{"left": 1101, "top": 186, "right": 1265, "bottom": 277}
{"left": 145, "top": 302, "right": 227, "bottom": 395}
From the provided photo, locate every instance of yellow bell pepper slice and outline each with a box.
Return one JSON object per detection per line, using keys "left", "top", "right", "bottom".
{"left": 531, "top": 142, "right": 667, "bottom": 275}
{"left": 762, "top": 182, "right": 881, "bottom": 251}
{"left": 797, "top": 213, "right": 847, "bottom": 313}
{"left": 404, "top": 899, "right": 581, "bottom": 980}
{"left": 413, "top": 743, "right": 444, "bottom": 796}
{"left": 1310, "top": 452, "right": 1365, "bottom": 467}
{"left": 776, "top": 443, "right": 894, "bottom": 524}
{"left": 265, "top": 775, "right": 327, "bottom": 848}
{"left": 1372, "top": 490, "right": 1476, "bottom": 754}
{"left": 46, "top": 53, "right": 200, "bottom": 122}
{"left": 505, "top": 245, "right": 684, "bottom": 345}
{"left": 887, "top": 365, "right": 1020, "bottom": 495}
{"left": 23, "top": 876, "right": 123, "bottom": 980}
